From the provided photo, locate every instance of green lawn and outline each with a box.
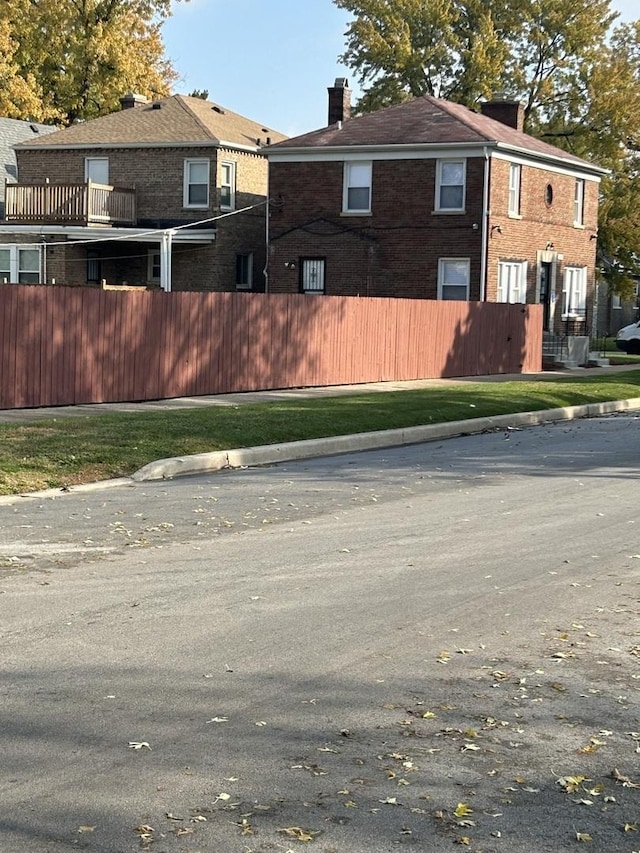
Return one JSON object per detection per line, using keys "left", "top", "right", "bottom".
{"left": 1, "top": 370, "right": 639, "bottom": 495}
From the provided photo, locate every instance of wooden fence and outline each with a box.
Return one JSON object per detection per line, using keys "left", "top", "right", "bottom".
{"left": 0, "top": 285, "right": 542, "bottom": 410}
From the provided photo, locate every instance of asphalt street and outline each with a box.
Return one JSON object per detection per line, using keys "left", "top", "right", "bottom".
{"left": 0, "top": 413, "right": 639, "bottom": 852}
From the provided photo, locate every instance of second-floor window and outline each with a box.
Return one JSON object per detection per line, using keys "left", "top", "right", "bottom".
{"left": 438, "top": 258, "right": 470, "bottom": 300}
{"left": 184, "top": 159, "right": 210, "bottom": 208}
{"left": 573, "top": 178, "right": 585, "bottom": 226}
{"left": 343, "top": 162, "right": 372, "bottom": 213}
{"left": 435, "top": 159, "right": 465, "bottom": 212}
{"left": 497, "top": 260, "right": 528, "bottom": 303}
{"left": 0, "top": 245, "right": 41, "bottom": 284}
{"left": 220, "top": 161, "right": 236, "bottom": 210}
{"left": 85, "top": 157, "right": 109, "bottom": 185}
{"left": 508, "top": 163, "right": 521, "bottom": 216}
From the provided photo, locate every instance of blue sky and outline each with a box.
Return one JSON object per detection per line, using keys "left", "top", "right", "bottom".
{"left": 162, "top": 0, "right": 639, "bottom": 138}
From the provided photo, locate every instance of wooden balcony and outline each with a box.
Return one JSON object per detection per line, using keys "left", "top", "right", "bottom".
{"left": 4, "top": 180, "right": 136, "bottom": 226}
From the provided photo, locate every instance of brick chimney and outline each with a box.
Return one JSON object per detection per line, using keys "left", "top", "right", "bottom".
{"left": 480, "top": 94, "right": 524, "bottom": 132}
{"left": 120, "top": 92, "right": 148, "bottom": 110}
{"left": 328, "top": 78, "right": 351, "bottom": 126}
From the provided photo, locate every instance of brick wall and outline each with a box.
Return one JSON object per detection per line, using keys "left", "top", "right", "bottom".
{"left": 268, "top": 153, "right": 600, "bottom": 332}
{"left": 268, "top": 158, "right": 485, "bottom": 298}
{"left": 14, "top": 145, "right": 271, "bottom": 292}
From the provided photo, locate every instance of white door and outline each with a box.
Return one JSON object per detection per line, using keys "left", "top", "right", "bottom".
{"left": 85, "top": 157, "right": 109, "bottom": 185}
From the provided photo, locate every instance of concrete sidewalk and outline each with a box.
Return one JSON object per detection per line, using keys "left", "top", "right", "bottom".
{"left": 1, "top": 363, "right": 639, "bottom": 425}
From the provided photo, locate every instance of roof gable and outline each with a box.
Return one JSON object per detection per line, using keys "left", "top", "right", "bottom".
{"left": 16, "top": 95, "right": 287, "bottom": 150}
{"left": 268, "top": 95, "right": 602, "bottom": 174}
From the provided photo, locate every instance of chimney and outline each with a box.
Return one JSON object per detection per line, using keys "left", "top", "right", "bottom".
{"left": 480, "top": 93, "right": 524, "bottom": 132}
{"left": 120, "top": 92, "right": 148, "bottom": 110}
{"left": 328, "top": 78, "right": 351, "bottom": 126}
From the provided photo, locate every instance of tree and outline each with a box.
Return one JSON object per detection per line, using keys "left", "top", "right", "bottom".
{"left": 0, "top": 0, "right": 181, "bottom": 125}
{"left": 334, "top": 0, "right": 640, "bottom": 291}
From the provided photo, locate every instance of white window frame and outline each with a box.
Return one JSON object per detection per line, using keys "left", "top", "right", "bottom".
{"left": 235, "top": 253, "right": 253, "bottom": 290}
{"left": 435, "top": 159, "right": 466, "bottom": 212}
{"left": 0, "top": 244, "right": 41, "bottom": 284}
{"left": 147, "top": 249, "right": 161, "bottom": 283}
{"left": 497, "top": 260, "right": 528, "bottom": 303}
{"left": 183, "top": 158, "right": 210, "bottom": 209}
{"left": 301, "top": 258, "right": 326, "bottom": 294}
{"left": 562, "top": 266, "right": 587, "bottom": 319}
{"left": 508, "top": 163, "right": 521, "bottom": 217}
{"left": 84, "top": 157, "right": 109, "bottom": 185}
{"left": 343, "top": 161, "right": 372, "bottom": 214}
{"left": 220, "top": 160, "right": 236, "bottom": 211}
{"left": 573, "top": 178, "right": 585, "bottom": 227}
{"left": 437, "top": 258, "right": 470, "bottom": 300}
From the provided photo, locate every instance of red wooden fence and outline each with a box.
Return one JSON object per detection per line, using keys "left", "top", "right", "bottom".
{"left": 0, "top": 286, "right": 542, "bottom": 410}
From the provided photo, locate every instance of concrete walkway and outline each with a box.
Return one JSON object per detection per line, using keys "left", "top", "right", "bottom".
{"left": 1, "top": 363, "right": 638, "bottom": 424}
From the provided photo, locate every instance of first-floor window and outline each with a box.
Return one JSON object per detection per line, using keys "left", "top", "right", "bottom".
{"left": 235, "top": 253, "right": 253, "bottom": 289}
{"left": 437, "top": 258, "right": 470, "bottom": 300}
{"left": 562, "top": 266, "right": 587, "bottom": 318}
{"left": 0, "top": 244, "right": 41, "bottom": 284}
{"left": 147, "top": 249, "right": 161, "bottom": 283}
{"left": 497, "top": 260, "right": 528, "bottom": 303}
{"left": 301, "top": 258, "right": 325, "bottom": 294}
{"left": 87, "top": 250, "right": 101, "bottom": 284}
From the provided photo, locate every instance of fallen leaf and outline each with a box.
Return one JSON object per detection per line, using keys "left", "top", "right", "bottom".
{"left": 206, "top": 716, "right": 229, "bottom": 723}
{"left": 128, "top": 741, "right": 151, "bottom": 750}
{"left": 77, "top": 825, "right": 96, "bottom": 833}
{"left": 278, "top": 826, "right": 318, "bottom": 842}
{"left": 575, "top": 831, "right": 592, "bottom": 842}
{"left": 454, "top": 803, "right": 473, "bottom": 818}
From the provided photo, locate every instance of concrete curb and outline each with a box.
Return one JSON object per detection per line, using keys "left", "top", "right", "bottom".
{"left": 132, "top": 396, "right": 640, "bottom": 482}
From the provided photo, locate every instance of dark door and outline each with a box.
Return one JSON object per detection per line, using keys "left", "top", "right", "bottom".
{"left": 540, "top": 262, "right": 552, "bottom": 331}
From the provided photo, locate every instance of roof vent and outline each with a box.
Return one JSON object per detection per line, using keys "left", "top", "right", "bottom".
{"left": 151, "top": 102, "right": 162, "bottom": 110}
{"left": 29, "top": 124, "right": 40, "bottom": 134}
{"left": 212, "top": 105, "right": 225, "bottom": 114}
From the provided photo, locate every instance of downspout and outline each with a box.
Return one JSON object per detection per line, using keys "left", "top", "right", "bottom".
{"left": 263, "top": 191, "right": 269, "bottom": 293}
{"left": 479, "top": 147, "right": 490, "bottom": 301}
{"left": 41, "top": 239, "right": 47, "bottom": 285}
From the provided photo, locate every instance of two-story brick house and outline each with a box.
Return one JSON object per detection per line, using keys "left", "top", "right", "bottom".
{"left": 266, "top": 81, "right": 606, "bottom": 336}
{"left": 0, "top": 94, "right": 286, "bottom": 291}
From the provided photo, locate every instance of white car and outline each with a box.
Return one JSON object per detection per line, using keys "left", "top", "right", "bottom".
{"left": 616, "top": 321, "right": 640, "bottom": 354}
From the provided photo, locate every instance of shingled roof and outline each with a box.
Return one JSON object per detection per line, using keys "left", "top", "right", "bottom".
{"left": 268, "top": 94, "right": 604, "bottom": 174}
{"left": 0, "top": 117, "right": 57, "bottom": 215}
{"left": 16, "top": 95, "right": 287, "bottom": 150}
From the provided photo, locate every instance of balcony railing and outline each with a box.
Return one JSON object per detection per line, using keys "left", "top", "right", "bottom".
{"left": 4, "top": 180, "right": 136, "bottom": 226}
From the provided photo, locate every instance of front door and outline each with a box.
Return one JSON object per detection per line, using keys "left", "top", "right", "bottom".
{"left": 540, "top": 262, "right": 553, "bottom": 331}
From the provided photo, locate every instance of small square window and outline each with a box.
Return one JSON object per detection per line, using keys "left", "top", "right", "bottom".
{"left": 438, "top": 258, "right": 470, "bottom": 300}
{"left": 301, "top": 258, "right": 326, "bottom": 293}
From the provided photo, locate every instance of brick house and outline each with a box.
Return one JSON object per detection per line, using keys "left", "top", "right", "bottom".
{"left": 0, "top": 94, "right": 286, "bottom": 291}
{"left": 266, "top": 81, "right": 606, "bottom": 337}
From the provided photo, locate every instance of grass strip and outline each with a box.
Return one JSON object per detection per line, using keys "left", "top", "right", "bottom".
{"left": 1, "top": 370, "right": 639, "bottom": 495}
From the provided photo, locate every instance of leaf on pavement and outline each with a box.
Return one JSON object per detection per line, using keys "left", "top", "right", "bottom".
{"left": 454, "top": 803, "right": 473, "bottom": 818}
{"left": 557, "top": 775, "right": 588, "bottom": 793}
{"left": 128, "top": 741, "right": 151, "bottom": 750}
{"left": 77, "top": 825, "right": 96, "bottom": 833}
{"left": 206, "top": 716, "right": 229, "bottom": 723}
{"left": 278, "top": 826, "right": 318, "bottom": 841}
{"left": 575, "top": 831, "right": 592, "bottom": 842}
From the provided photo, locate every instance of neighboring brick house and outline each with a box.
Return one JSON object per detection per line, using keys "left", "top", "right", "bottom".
{"left": 266, "top": 81, "right": 606, "bottom": 335}
{"left": 0, "top": 94, "right": 286, "bottom": 290}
